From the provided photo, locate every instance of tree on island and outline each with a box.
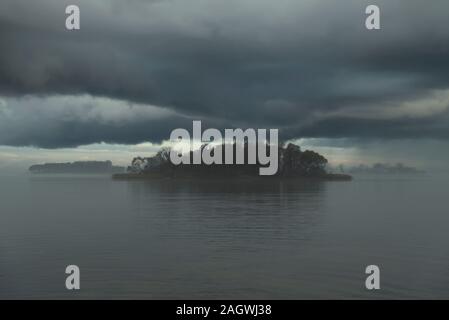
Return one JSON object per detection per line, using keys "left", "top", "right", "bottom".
{"left": 279, "top": 143, "right": 327, "bottom": 177}
{"left": 127, "top": 143, "right": 330, "bottom": 178}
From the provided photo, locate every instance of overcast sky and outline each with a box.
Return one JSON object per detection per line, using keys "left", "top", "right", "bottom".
{"left": 1, "top": 0, "right": 449, "bottom": 169}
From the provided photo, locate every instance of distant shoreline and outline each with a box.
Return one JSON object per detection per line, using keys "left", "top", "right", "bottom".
{"left": 29, "top": 161, "right": 125, "bottom": 174}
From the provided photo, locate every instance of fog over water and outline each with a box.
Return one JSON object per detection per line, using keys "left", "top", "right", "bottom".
{"left": 1, "top": 172, "right": 448, "bottom": 299}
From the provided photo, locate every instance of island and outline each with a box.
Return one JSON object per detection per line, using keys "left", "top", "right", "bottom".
{"left": 29, "top": 160, "right": 125, "bottom": 174}
{"left": 113, "top": 143, "right": 352, "bottom": 181}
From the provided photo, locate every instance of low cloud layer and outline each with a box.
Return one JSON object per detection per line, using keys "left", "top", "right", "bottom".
{"left": 1, "top": 0, "right": 449, "bottom": 148}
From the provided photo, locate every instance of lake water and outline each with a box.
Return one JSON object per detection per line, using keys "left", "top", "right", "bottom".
{"left": 0, "top": 173, "right": 448, "bottom": 299}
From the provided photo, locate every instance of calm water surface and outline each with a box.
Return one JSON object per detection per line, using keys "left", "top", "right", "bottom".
{"left": 0, "top": 173, "right": 448, "bottom": 299}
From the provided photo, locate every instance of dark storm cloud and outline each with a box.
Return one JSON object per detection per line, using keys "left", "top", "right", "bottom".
{"left": 1, "top": 0, "right": 449, "bottom": 147}
{"left": 292, "top": 114, "right": 449, "bottom": 140}
{"left": 0, "top": 95, "right": 231, "bottom": 148}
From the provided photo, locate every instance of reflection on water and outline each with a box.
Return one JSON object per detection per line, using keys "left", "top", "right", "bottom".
{"left": 127, "top": 179, "right": 327, "bottom": 244}
{"left": 0, "top": 174, "right": 448, "bottom": 299}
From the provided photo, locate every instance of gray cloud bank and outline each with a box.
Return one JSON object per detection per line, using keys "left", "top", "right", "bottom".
{"left": 1, "top": 0, "right": 449, "bottom": 148}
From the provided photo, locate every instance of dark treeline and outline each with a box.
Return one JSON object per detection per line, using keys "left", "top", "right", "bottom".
{"left": 127, "top": 143, "right": 333, "bottom": 178}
